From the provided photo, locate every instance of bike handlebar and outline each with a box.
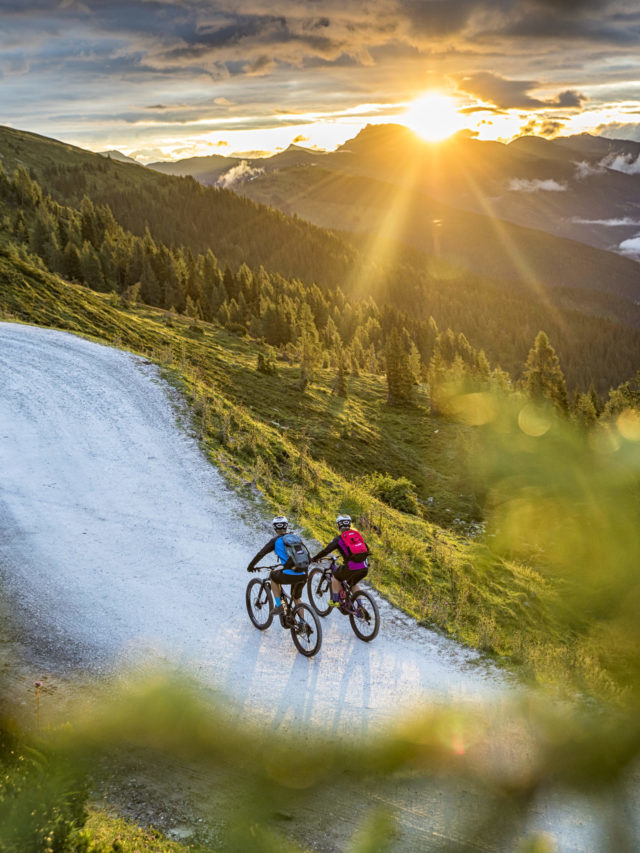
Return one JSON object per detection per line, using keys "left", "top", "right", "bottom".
{"left": 251, "top": 563, "right": 281, "bottom": 571}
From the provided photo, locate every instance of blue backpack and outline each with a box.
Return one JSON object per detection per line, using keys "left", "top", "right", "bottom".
{"left": 282, "top": 533, "right": 311, "bottom": 571}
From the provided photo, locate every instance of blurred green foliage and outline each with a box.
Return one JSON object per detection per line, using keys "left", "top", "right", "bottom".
{"left": 1, "top": 671, "right": 639, "bottom": 851}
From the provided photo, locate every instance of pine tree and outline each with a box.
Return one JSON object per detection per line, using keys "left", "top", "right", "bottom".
{"left": 12, "top": 210, "right": 28, "bottom": 242}
{"left": 139, "top": 258, "right": 161, "bottom": 305}
{"left": 573, "top": 391, "right": 598, "bottom": 427}
{"left": 333, "top": 351, "right": 349, "bottom": 398}
{"left": 522, "top": 331, "right": 568, "bottom": 413}
{"left": 80, "top": 196, "right": 98, "bottom": 246}
{"left": 79, "top": 241, "right": 106, "bottom": 291}
{"left": 296, "top": 303, "right": 321, "bottom": 391}
{"left": 385, "top": 327, "right": 413, "bottom": 405}
{"left": 62, "top": 241, "right": 82, "bottom": 282}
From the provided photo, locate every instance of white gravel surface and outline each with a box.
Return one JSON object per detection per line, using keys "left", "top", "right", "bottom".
{"left": 1, "top": 321, "right": 619, "bottom": 851}
{"left": 0, "top": 321, "right": 506, "bottom": 735}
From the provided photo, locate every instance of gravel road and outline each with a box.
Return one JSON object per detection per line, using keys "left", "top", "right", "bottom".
{"left": 0, "top": 322, "right": 505, "bottom": 728}
{"left": 2, "top": 321, "right": 604, "bottom": 851}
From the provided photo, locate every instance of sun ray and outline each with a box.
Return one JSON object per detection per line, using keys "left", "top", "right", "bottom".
{"left": 450, "top": 143, "right": 570, "bottom": 334}
{"left": 342, "top": 136, "right": 428, "bottom": 302}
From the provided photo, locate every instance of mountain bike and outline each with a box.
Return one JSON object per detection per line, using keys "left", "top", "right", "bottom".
{"left": 306, "top": 558, "right": 380, "bottom": 642}
{"left": 245, "top": 565, "right": 322, "bottom": 657}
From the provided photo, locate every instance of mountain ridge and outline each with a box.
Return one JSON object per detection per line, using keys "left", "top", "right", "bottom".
{"left": 145, "top": 122, "right": 640, "bottom": 261}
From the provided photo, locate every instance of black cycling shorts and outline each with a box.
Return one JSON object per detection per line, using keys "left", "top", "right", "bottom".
{"left": 333, "top": 563, "right": 368, "bottom": 587}
{"left": 271, "top": 567, "right": 307, "bottom": 600}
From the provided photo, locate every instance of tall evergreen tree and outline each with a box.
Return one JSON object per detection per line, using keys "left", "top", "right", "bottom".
{"left": 295, "top": 303, "right": 321, "bottom": 391}
{"left": 522, "top": 331, "right": 568, "bottom": 413}
{"left": 385, "top": 327, "right": 413, "bottom": 405}
{"left": 333, "top": 351, "right": 349, "bottom": 398}
{"left": 79, "top": 241, "right": 106, "bottom": 291}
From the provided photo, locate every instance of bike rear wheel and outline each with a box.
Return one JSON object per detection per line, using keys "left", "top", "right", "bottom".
{"left": 307, "top": 567, "right": 332, "bottom": 616}
{"left": 290, "top": 602, "right": 322, "bottom": 657}
{"left": 246, "top": 578, "right": 274, "bottom": 630}
{"left": 349, "top": 589, "right": 380, "bottom": 642}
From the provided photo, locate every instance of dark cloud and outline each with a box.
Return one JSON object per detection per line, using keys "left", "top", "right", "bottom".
{"left": 550, "top": 90, "right": 586, "bottom": 108}
{"left": 400, "top": 0, "right": 479, "bottom": 36}
{"left": 2, "top": 1, "right": 639, "bottom": 83}
{"left": 539, "top": 119, "right": 566, "bottom": 137}
{"left": 496, "top": 0, "right": 640, "bottom": 44}
{"left": 457, "top": 72, "right": 586, "bottom": 110}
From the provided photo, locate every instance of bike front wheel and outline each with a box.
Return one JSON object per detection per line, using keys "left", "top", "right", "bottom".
{"left": 246, "top": 578, "right": 274, "bottom": 630}
{"left": 306, "top": 567, "right": 332, "bottom": 616}
{"left": 349, "top": 589, "right": 380, "bottom": 642}
{"left": 290, "top": 602, "right": 323, "bottom": 657}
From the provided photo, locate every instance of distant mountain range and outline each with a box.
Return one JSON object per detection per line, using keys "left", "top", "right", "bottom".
{"left": 100, "top": 149, "right": 139, "bottom": 164}
{"left": 147, "top": 143, "right": 326, "bottom": 183}
{"left": 148, "top": 125, "right": 640, "bottom": 262}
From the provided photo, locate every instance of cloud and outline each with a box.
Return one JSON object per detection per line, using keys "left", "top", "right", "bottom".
{"left": 521, "top": 117, "right": 567, "bottom": 137}
{"left": 574, "top": 160, "right": 607, "bottom": 179}
{"left": 495, "top": 0, "right": 640, "bottom": 45}
{"left": 509, "top": 178, "right": 567, "bottom": 192}
{"left": 603, "top": 152, "right": 640, "bottom": 174}
{"left": 399, "top": 0, "right": 479, "bottom": 36}
{"left": 0, "top": 52, "right": 30, "bottom": 76}
{"left": 456, "top": 72, "right": 586, "bottom": 110}
{"left": 551, "top": 90, "right": 586, "bottom": 108}
{"left": 595, "top": 122, "right": 640, "bottom": 142}
{"left": 539, "top": 119, "right": 566, "bottom": 137}
{"left": 572, "top": 217, "right": 640, "bottom": 225}
{"left": 618, "top": 235, "right": 640, "bottom": 257}
{"left": 216, "top": 160, "right": 264, "bottom": 188}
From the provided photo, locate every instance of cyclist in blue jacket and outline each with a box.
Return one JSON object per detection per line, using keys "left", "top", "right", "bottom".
{"left": 246, "top": 516, "right": 308, "bottom": 616}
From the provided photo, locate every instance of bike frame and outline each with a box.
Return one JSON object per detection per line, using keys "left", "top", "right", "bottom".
{"left": 319, "top": 557, "right": 362, "bottom": 615}
{"left": 252, "top": 564, "right": 301, "bottom": 626}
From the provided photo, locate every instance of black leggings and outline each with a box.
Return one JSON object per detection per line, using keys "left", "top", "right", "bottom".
{"left": 333, "top": 564, "right": 368, "bottom": 588}
{"left": 271, "top": 568, "right": 307, "bottom": 600}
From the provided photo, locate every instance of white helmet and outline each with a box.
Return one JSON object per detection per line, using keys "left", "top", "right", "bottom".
{"left": 336, "top": 514, "right": 352, "bottom": 531}
{"left": 272, "top": 515, "right": 289, "bottom": 532}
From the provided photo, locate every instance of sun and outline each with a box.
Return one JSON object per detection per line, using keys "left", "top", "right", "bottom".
{"left": 402, "top": 92, "right": 465, "bottom": 142}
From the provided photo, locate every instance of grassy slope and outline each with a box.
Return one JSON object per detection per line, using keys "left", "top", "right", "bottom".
{"left": 0, "top": 246, "right": 585, "bottom": 689}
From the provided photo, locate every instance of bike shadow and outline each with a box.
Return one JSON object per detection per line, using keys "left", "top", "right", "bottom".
{"left": 329, "top": 636, "right": 372, "bottom": 738}
{"left": 222, "top": 630, "right": 263, "bottom": 715}
{"left": 271, "top": 651, "right": 321, "bottom": 731}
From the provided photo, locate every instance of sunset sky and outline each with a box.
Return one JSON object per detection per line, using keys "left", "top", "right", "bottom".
{"left": 1, "top": 0, "right": 639, "bottom": 162}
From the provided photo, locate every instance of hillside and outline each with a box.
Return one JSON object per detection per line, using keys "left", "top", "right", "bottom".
{"left": 0, "top": 246, "right": 625, "bottom": 698}
{"left": 2, "top": 123, "right": 640, "bottom": 394}
{"left": 326, "top": 125, "right": 640, "bottom": 256}
{"left": 238, "top": 159, "right": 640, "bottom": 299}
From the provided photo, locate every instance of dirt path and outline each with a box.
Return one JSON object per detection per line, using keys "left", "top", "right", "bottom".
{"left": 1, "top": 322, "right": 598, "bottom": 851}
